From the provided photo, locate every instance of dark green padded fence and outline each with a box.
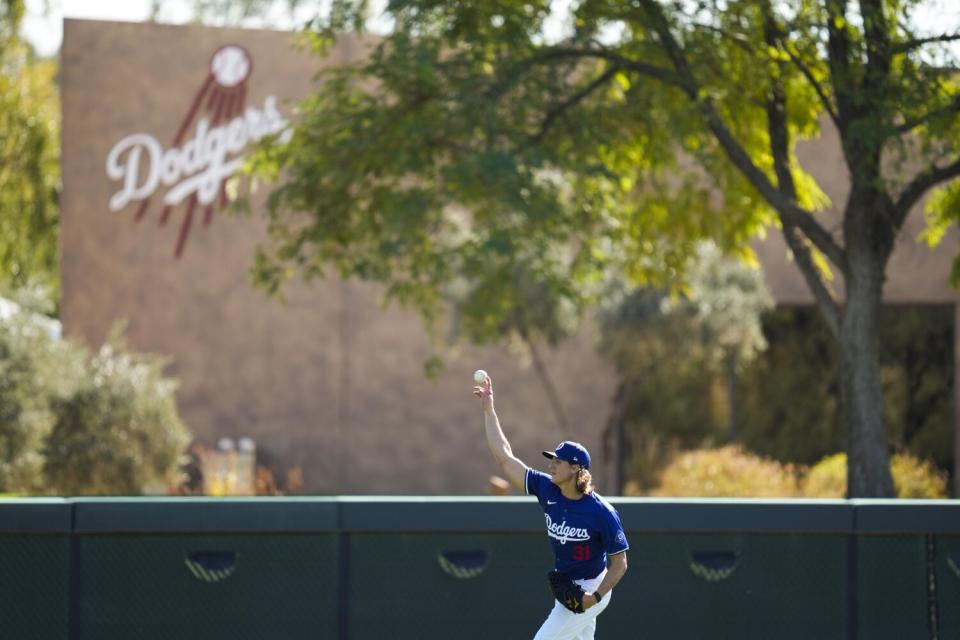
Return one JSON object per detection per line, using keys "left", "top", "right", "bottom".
{"left": 0, "top": 499, "right": 71, "bottom": 640}
{"left": 0, "top": 497, "right": 958, "bottom": 639}
{"left": 72, "top": 499, "right": 340, "bottom": 640}
{"left": 853, "top": 501, "right": 960, "bottom": 639}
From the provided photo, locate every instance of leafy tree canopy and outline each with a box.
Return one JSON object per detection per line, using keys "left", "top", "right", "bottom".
{"left": 250, "top": 0, "right": 960, "bottom": 496}
{"left": 0, "top": 0, "right": 59, "bottom": 302}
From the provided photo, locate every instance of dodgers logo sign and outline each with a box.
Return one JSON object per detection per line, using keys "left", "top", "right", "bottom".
{"left": 105, "top": 45, "right": 290, "bottom": 257}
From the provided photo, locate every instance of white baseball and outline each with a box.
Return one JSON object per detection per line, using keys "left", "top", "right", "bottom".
{"left": 473, "top": 369, "right": 488, "bottom": 384}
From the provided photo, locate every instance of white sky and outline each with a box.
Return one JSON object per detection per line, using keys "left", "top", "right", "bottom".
{"left": 22, "top": 0, "right": 395, "bottom": 56}
{"left": 21, "top": 0, "right": 960, "bottom": 59}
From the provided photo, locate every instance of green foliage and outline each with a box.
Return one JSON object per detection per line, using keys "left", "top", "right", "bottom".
{"left": 609, "top": 302, "right": 953, "bottom": 492}
{"left": 599, "top": 283, "right": 716, "bottom": 447}
{"left": 1, "top": 296, "right": 192, "bottom": 495}
{"left": 0, "top": 305, "right": 83, "bottom": 493}
{"left": 0, "top": 1, "right": 59, "bottom": 301}
{"left": 644, "top": 445, "right": 802, "bottom": 498}
{"left": 737, "top": 307, "right": 843, "bottom": 464}
{"left": 663, "top": 243, "right": 774, "bottom": 368}
{"left": 599, "top": 244, "right": 774, "bottom": 488}
{"left": 880, "top": 305, "right": 954, "bottom": 468}
{"left": 739, "top": 305, "right": 953, "bottom": 470}
{"left": 803, "top": 452, "right": 948, "bottom": 499}
{"left": 247, "top": 0, "right": 789, "bottom": 349}
{"left": 43, "top": 333, "right": 192, "bottom": 495}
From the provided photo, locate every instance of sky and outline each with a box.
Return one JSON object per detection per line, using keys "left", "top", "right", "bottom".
{"left": 21, "top": 0, "right": 960, "bottom": 59}
{"left": 23, "top": 0, "right": 319, "bottom": 56}
{"left": 20, "top": 0, "right": 577, "bottom": 57}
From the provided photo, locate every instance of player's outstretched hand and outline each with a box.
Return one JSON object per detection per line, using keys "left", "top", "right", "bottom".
{"left": 472, "top": 373, "right": 493, "bottom": 406}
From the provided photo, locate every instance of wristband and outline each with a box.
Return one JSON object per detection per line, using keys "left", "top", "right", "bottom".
{"left": 594, "top": 591, "right": 603, "bottom": 603}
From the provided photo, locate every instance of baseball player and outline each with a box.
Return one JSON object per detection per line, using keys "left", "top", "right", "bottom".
{"left": 473, "top": 372, "right": 629, "bottom": 640}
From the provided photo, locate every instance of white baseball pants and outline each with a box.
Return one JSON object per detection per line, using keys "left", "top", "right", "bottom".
{"left": 532, "top": 571, "right": 612, "bottom": 640}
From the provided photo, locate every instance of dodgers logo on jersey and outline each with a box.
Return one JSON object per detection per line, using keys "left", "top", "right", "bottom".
{"left": 544, "top": 514, "right": 590, "bottom": 545}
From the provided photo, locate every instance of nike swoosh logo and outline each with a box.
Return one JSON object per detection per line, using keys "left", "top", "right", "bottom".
{"left": 547, "top": 500, "right": 557, "bottom": 505}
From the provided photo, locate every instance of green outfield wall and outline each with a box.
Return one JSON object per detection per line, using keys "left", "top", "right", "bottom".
{"left": 1, "top": 498, "right": 958, "bottom": 639}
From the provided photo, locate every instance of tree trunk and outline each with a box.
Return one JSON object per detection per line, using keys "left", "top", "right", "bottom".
{"left": 601, "top": 382, "right": 630, "bottom": 495}
{"left": 839, "top": 199, "right": 896, "bottom": 498}
{"left": 727, "top": 350, "right": 737, "bottom": 443}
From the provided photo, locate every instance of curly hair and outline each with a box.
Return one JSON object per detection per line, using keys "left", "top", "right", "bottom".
{"left": 575, "top": 467, "right": 594, "bottom": 495}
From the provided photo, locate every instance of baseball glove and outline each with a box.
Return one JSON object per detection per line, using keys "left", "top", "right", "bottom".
{"left": 547, "top": 570, "right": 586, "bottom": 614}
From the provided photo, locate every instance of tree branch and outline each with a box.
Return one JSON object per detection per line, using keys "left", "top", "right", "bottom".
{"left": 530, "top": 65, "right": 621, "bottom": 144}
{"left": 689, "top": 21, "right": 755, "bottom": 53}
{"left": 762, "top": 2, "right": 841, "bottom": 334}
{"left": 782, "top": 222, "right": 841, "bottom": 339}
{"left": 893, "top": 32, "right": 960, "bottom": 54}
{"left": 534, "top": 47, "right": 687, "bottom": 90}
{"left": 860, "top": 0, "right": 893, "bottom": 91}
{"left": 763, "top": 5, "right": 797, "bottom": 200}
{"left": 896, "top": 92, "right": 960, "bottom": 134}
{"left": 700, "top": 55, "right": 768, "bottom": 109}
{"left": 894, "top": 155, "right": 960, "bottom": 223}
{"left": 825, "top": 0, "right": 856, "bottom": 129}
{"left": 637, "top": 0, "right": 846, "bottom": 270}
{"left": 690, "top": 17, "right": 841, "bottom": 127}
{"left": 782, "top": 42, "right": 840, "bottom": 127}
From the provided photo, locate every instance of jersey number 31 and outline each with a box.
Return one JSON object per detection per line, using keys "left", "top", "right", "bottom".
{"left": 572, "top": 545, "right": 591, "bottom": 561}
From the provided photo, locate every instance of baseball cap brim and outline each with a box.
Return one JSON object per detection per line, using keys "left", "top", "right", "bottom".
{"left": 542, "top": 450, "right": 558, "bottom": 461}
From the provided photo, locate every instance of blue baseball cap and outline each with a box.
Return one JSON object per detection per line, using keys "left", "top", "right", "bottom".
{"left": 542, "top": 441, "right": 591, "bottom": 470}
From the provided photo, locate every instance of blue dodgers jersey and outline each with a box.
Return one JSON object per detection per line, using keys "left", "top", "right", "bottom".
{"left": 525, "top": 468, "right": 629, "bottom": 580}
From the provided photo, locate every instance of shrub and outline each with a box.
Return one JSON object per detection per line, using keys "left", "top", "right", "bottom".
{"left": 649, "top": 445, "right": 801, "bottom": 497}
{"left": 802, "top": 452, "right": 948, "bottom": 498}
{"left": 43, "top": 336, "right": 192, "bottom": 495}
{"left": 0, "top": 311, "right": 84, "bottom": 493}
{"left": 799, "top": 453, "right": 846, "bottom": 497}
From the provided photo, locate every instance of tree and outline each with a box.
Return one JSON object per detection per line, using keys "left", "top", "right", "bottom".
{"left": 251, "top": 0, "right": 960, "bottom": 496}
{"left": 448, "top": 257, "right": 589, "bottom": 432}
{"left": 0, "top": 0, "right": 60, "bottom": 300}
{"left": 598, "top": 242, "right": 772, "bottom": 490}
{"left": 43, "top": 331, "right": 192, "bottom": 495}
{"left": 0, "top": 296, "right": 83, "bottom": 493}
{"left": 0, "top": 299, "right": 193, "bottom": 495}
{"left": 738, "top": 304, "right": 954, "bottom": 472}
{"left": 673, "top": 242, "right": 774, "bottom": 440}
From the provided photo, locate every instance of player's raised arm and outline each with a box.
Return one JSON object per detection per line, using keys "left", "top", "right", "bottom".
{"left": 472, "top": 371, "right": 527, "bottom": 491}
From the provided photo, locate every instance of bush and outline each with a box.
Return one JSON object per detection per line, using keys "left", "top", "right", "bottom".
{"left": 647, "top": 446, "right": 801, "bottom": 498}
{"left": 43, "top": 336, "right": 192, "bottom": 495}
{"left": 0, "top": 311, "right": 84, "bottom": 492}
{"left": 649, "top": 448, "right": 951, "bottom": 499}
{"left": 802, "top": 452, "right": 948, "bottom": 499}
{"left": 799, "top": 453, "right": 846, "bottom": 497}
{"left": 0, "top": 294, "right": 193, "bottom": 496}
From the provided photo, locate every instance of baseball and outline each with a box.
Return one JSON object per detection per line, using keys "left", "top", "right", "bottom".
{"left": 473, "top": 369, "right": 488, "bottom": 384}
